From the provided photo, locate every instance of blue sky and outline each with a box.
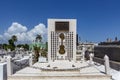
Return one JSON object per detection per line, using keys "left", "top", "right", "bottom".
{"left": 0, "top": 0, "right": 120, "bottom": 43}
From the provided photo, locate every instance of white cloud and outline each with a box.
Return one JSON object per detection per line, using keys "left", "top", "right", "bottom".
{"left": 1, "top": 22, "right": 47, "bottom": 43}
{"left": 7, "top": 22, "right": 27, "bottom": 34}
{"left": 0, "top": 35, "right": 2, "bottom": 38}
{"left": 27, "top": 23, "right": 47, "bottom": 42}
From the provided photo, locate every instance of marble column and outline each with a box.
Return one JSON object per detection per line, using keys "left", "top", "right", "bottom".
{"left": 29, "top": 54, "right": 33, "bottom": 66}
{"left": 7, "top": 56, "right": 13, "bottom": 76}
{"left": 104, "top": 55, "right": 110, "bottom": 75}
{"left": 89, "top": 53, "right": 94, "bottom": 65}
{"left": 82, "top": 45, "right": 85, "bottom": 62}
{"left": 0, "top": 63, "right": 7, "bottom": 80}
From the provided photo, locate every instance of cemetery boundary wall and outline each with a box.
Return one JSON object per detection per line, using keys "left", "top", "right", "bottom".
{"left": 93, "top": 57, "right": 120, "bottom": 71}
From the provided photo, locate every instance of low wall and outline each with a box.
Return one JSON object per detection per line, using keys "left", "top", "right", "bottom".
{"left": 0, "top": 63, "right": 7, "bottom": 80}
{"left": 93, "top": 57, "right": 120, "bottom": 71}
{"left": 94, "top": 46, "right": 120, "bottom": 62}
{"left": 12, "top": 58, "right": 29, "bottom": 73}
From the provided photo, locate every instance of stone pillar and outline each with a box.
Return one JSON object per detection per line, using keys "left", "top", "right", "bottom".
{"left": 82, "top": 51, "right": 85, "bottom": 61}
{"left": 104, "top": 55, "right": 110, "bottom": 75}
{"left": 29, "top": 54, "right": 33, "bottom": 66}
{"left": 82, "top": 46, "right": 85, "bottom": 62}
{"left": 7, "top": 56, "right": 13, "bottom": 76}
{"left": 0, "top": 63, "right": 7, "bottom": 80}
{"left": 89, "top": 53, "right": 94, "bottom": 65}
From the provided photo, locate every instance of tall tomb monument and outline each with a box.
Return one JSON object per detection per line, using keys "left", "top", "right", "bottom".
{"left": 48, "top": 19, "right": 76, "bottom": 62}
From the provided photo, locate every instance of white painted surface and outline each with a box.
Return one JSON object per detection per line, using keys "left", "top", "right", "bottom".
{"left": 48, "top": 19, "right": 76, "bottom": 61}
{"left": 38, "top": 57, "right": 47, "bottom": 63}
{"left": 104, "top": 55, "right": 110, "bottom": 75}
{"left": 29, "top": 54, "right": 33, "bottom": 66}
{"left": 8, "top": 61, "right": 112, "bottom": 80}
{"left": 7, "top": 56, "right": 13, "bottom": 76}
{"left": 0, "top": 63, "right": 7, "bottom": 80}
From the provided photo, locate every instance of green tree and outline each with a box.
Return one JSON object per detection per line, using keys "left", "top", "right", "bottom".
{"left": 17, "top": 44, "right": 29, "bottom": 50}
{"left": 8, "top": 39, "right": 14, "bottom": 45}
{"left": 7, "top": 35, "right": 17, "bottom": 51}
{"left": 36, "top": 34, "right": 42, "bottom": 42}
{"left": 12, "top": 35, "right": 17, "bottom": 42}
{"left": 3, "top": 44, "right": 8, "bottom": 50}
{"left": 23, "top": 44, "right": 29, "bottom": 50}
{"left": 11, "top": 35, "right": 17, "bottom": 46}
{"left": 40, "top": 42, "right": 48, "bottom": 58}
{"left": 33, "top": 45, "right": 40, "bottom": 63}
{"left": 17, "top": 44, "right": 23, "bottom": 48}
{"left": 41, "top": 49, "right": 47, "bottom": 57}
{"left": 8, "top": 39, "right": 15, "bottom": 51}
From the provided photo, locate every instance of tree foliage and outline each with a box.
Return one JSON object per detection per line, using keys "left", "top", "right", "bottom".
{"left": 3, "top": 35, "right": 18, "bottom": 51}
{"left": 17, "top": 44, "right": 29, "bottom": 50}
{"left": 36, "top": 34, "right": 42, "bottom": 42}
{"left": 2, "top": 44, "right": 8, "bottom": 50}
{"left": 33, "top": 45, "right": 40, "bottom": 63}
{"left": 11, "top": 35, "right": 17, "bottom": 42}
{"left": 8, "top": 35, "right": 17, "bottom": 51}
{"left": 8, "top": 39, "right": 15, "bottom": 51}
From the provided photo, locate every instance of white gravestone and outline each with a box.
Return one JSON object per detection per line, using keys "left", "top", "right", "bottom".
{"left": 0, "top": 63, "right": 7, "bottom": 80}
{"left": 3, "top": 56, "right": 8, "bottom": 62}
{"left": 29, "top": 54, "right": 33, "bottom": 66}
{"left": 39, "top": 57, "right": 47, "bottom": 63}
{"left": 82, "top": 46, "right": 85, "bottom": 62}
{"left": 104, "top": 55, "right": 110, "bottom": 75}
{"left": 7, "top": 56, "right": 13, "bottom": 76}
{"left": 89, "top": 53, "right": 94, "bottom": 65}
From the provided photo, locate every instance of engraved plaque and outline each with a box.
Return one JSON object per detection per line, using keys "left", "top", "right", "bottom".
{"left": 55, "top": 22, "right": 69, "bottom": 32}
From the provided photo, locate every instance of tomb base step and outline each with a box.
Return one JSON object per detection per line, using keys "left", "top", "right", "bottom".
{"left": 8, "top": 75, "right": 112, "bottom": 80}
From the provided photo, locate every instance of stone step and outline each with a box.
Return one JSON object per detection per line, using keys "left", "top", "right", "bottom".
{"left": 8, "top": 75, "right": 112, "bottom": 80}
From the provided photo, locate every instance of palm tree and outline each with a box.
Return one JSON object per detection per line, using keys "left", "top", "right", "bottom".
{"left": 12, "top": 35, "right": 17, "bottom": 42}
{"left": 36, "top": 34, "right": 42, "bottom": 42}
{"left": 33, "top": 45, "right": 40, "bottom": 63}
{"left": 8, "top": 39, "right": 15, "bottom": 51}
{"left": 11, "top": 35, "right": 17, "bottom": 46}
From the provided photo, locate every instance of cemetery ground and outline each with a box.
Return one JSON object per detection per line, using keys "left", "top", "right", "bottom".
{"left": 0, "top": 49, "right": 120, "bottom": 80}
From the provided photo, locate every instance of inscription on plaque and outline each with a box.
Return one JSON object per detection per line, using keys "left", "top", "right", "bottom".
{"left": 55, "top": 22, "right": 69, "bottom": 32}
